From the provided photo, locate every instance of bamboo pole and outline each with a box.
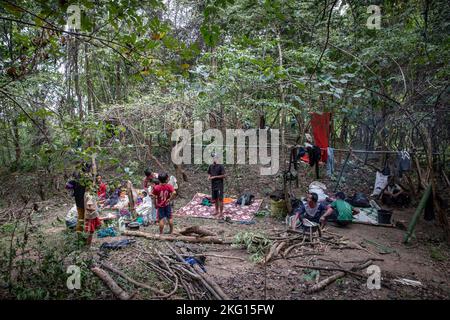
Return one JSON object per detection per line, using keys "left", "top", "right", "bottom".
{"left": 403, "top": 185, "right": 432, "bottom": 244}
{"left": 334, "top": 150, "right": 351, "bottom": 192}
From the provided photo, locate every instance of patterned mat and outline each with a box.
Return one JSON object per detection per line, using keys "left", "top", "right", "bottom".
{"left": 175, "top": 193, "right": 263, "bottom": 222}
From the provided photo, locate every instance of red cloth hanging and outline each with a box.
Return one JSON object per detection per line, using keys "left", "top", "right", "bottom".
{"left": 311, "top": 112, "right": 331, "bottom": 163}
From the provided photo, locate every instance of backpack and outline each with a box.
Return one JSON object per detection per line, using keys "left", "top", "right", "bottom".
{"left": 349, "top": 192, "right": 371, "bottom": 208}
{"left": 236, "top": 193, "right": 254, "bottom": 206}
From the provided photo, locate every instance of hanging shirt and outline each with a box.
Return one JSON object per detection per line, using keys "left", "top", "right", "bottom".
{"left": 326, "top": 147, "right": 334, "bottom": 176}
{"left": 396, "top": 151, "right": 411, "bottom": 177}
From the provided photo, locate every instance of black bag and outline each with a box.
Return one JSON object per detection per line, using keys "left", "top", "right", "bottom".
{"left": 236, "top": 193, "right": 255, "bottom": 205}
{"left": 349, "top": 192, "right": 371, "bottom": 208}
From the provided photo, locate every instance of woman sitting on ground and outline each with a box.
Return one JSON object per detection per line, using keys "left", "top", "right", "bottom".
{"left": 287, "top": 192, "right": 327, "bottom": 230}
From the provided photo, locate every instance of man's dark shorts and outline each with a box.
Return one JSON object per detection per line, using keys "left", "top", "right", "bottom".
{"left": 212, "top": 188, "right": 224, "bottom": 200}
{"left": 157, "top": 206, "right": 172, "bottom": 220}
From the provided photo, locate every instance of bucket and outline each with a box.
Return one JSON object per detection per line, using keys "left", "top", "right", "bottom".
{"left": 270, "top": 199, "right": 288, "bottom": 218}
{"left": 377, "top": 209, "right": 392, "bottom": 224}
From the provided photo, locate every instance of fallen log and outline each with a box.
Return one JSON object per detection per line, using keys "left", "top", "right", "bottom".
{"left": 308, "top": 260, "right": 373, "bottom": 293}
{"left": 91, "top": 267, "right": 131, "bottom": 300}
{"left": 293, "top": 264, "right": 365, "bottom": 279}
{"left": 123, "top": 230, "right": 229, "bottom": 244}
{"left": 308, "top": 271, "right": 346, "bottom": 293}
{"left": 264, "top": 241, "right": 279, "bottom": 264}
{"left": 274, "top": 241, "right": 287, "bottom": 258}
{"left": 178, "top": 226, "right": 216, "bottom": 237}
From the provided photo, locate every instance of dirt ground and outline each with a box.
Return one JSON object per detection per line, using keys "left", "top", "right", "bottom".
{"left": 1, "top": 161, "right": 449, "bottom": 300}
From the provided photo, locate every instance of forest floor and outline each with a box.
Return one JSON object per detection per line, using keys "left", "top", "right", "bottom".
{"left": 0, "top": 159, "right": 449, "bottom": 300}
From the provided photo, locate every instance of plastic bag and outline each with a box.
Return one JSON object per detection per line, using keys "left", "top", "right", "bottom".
{"left": 371, "top": 171, "right": 389, "bottom": 196}
{"left": 309, "top": 181, "right": 328, "bottom": 202}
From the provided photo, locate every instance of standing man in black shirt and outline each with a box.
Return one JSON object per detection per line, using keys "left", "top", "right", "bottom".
{"left": 207, "top": 153, "right": 226, "bottom": 219}
{"left": 66, "top": 163, "right": 91, "bottom": 235}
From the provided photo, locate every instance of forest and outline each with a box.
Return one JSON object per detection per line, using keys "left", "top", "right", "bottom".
{"left": 0, "top": 0, "right": 449, "bottom": 301}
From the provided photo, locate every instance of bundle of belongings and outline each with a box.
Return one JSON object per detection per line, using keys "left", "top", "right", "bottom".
{"left": 346, "top": 192, "right": 371, "bottom": 208}
{"left": 308, "top": 181, "right": 328, "bottom": 202}
{"left": 135, "top": 191, "right": 155, "bottom": 225}
{"left": 236, "top": 193, "right": 255, "bottom": 206}
{"left": 184, "top": 256, "right": 206, "bottom": 272}
{"left": 65, "top": 205, "right": 78, "bottom": 229}
{"left": 97, "top": 227, "right": 117, "bottom": 238}
{"left": 201, "top": 197, "right": 213, "bottom": 207}
{"left": 100, "top": 238, "right": 136, "bottom": 250}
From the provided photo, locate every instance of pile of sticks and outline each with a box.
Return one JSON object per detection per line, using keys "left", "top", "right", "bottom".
{"left": 91, "top": 242, "right": 229, "bottom": 300}
{"left": 265, "top": 228, "right": 381, "bottom": 264}
{"left": 262, "top": 228, "right": 386, "bottom": 293}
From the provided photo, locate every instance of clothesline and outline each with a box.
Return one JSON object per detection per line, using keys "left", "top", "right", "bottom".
{"left": 89, "top": 144, "right": 445, "bottom": 155}
{"left": 328, "top": 148, "right": 406, "bottom": 154}
{"left": 324, "top": 148, "right": 445, "bottom": 156}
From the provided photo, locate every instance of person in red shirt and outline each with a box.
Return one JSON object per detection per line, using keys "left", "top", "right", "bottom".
{"left": 96, "top": 174, "right": 107, "bottom": 200}
{"left": 152, "top": 173, "right": 176, "bottom": 234}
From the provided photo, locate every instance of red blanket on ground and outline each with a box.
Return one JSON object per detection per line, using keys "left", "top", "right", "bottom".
{"left": 175, "top": 193, "right": 263, "bottom": 222}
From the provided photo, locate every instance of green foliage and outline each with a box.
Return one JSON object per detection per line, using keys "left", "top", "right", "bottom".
{"left": 232, "top": 231, "right": 272, "bottom": 263}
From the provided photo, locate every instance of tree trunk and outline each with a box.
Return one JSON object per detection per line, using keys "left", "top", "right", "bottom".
{"left": 73, "top": 38, "right": 83, "bottom": 120}
{"left": 84, "top": 43, "right": 94, "bottom": 114}
{"left": 11, "top": 118, "right": 21, "bottom": 167}
{"left": 115, "top": 61, "right": 121, "bottom": 101}
{"left": 2, "top": 120, "right": 12, "bottom": 166}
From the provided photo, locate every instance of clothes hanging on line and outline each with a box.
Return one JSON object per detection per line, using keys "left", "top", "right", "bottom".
{"left": 307, "top": 145, "right": 321, "bottom": 179}
{"left": 396, "top": 151, "right": 411, "bottom": 178}
{"left": 311, "top": 112, "right": 331, "bottom": 162}
{"left": 326, "top": 147, "right": 334, "bottom": 176}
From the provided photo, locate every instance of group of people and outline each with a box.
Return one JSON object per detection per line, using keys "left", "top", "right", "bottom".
{"left": 287, "top": 176, "right": 410, "bottom": 231}
{"left": 66, "top": 163, "right": 182, "bottom": 246}
{"left": 67, "top": 149, "right": 410, "bottom": 246}
{"left": 287, "top": 191, "right": 361, "bottom": 230}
